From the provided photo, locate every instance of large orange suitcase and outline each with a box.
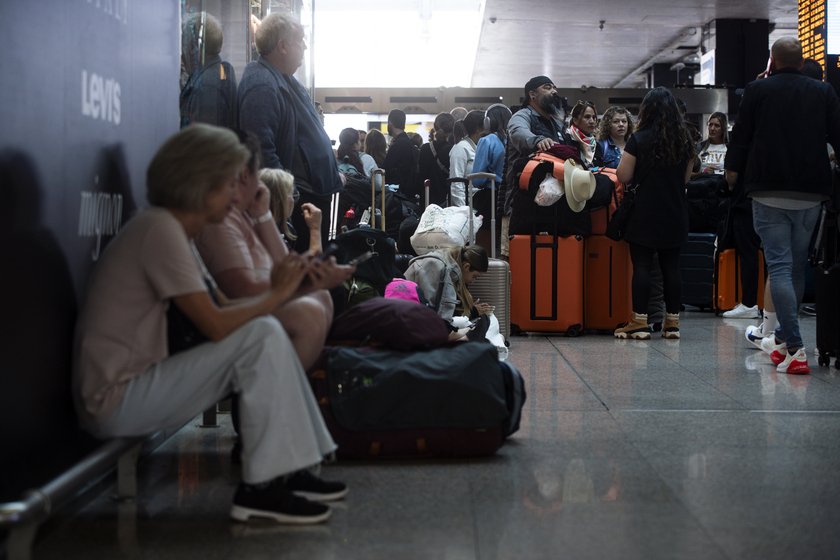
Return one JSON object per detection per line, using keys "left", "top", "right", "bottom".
{"left": 510, "top": 234, "right": 584, "bottom": 336}
{"left": 584, "top": 236, "right": 632, "bottom": 330}
{"left": 714, "top": 248, "right": 765, "bottom": 313}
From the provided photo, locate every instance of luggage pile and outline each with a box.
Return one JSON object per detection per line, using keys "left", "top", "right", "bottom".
{"left": 507, "top": 150, "right": 632, "bottom": 335}
{"left": 309, "top": 297, "right": 526, "bottom": 460}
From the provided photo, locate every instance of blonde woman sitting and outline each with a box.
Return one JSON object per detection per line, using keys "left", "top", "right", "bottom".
{"left": 195, "top": 131, "right": 332, "bottom": 370}
{"left": 405, "top": 245, "right": 493, "bottom": 341}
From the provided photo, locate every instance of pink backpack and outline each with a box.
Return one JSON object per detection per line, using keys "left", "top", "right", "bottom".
{"left": 384, "top": 279, "right": 427, "bottom": 305}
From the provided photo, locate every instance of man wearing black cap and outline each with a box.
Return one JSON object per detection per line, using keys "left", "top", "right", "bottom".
{"left": 498, "top": 76, "right": 566, "bottom": 256}
{"left": 382, "top": 109, "right": 419, "bottom": 194}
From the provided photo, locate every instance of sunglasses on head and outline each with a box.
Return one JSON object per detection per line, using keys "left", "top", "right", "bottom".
{"left": 576, "top": 100, "right": 595, "bottom": 108}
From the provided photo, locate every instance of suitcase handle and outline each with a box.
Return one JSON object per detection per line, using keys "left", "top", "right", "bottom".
{"left": 447, "top": 177, "right": 473, "bottom": 244}
{"left": 371, "top": 169, "right": 385, "bottom": 231}
{"left": 467, "top": 172, "right": 497, "bottom": 258}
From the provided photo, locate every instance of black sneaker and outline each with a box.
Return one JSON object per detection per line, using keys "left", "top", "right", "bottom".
{"left": 230, "top": 479, "right": 331, "bottom": 524}
{"left": 285, "top": 470, "right": 349, "bottom": 502}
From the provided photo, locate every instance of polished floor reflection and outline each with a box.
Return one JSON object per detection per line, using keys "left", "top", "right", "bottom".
{"left": 33, "top": 312, "right": 840, "bottom": 559}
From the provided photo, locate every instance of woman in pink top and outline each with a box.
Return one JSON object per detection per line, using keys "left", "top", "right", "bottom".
{"left": 195, "top": 131, "right": 334, "bottom": 370}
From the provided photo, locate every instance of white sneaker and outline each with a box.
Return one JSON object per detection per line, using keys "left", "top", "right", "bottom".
{"left": 745, "top": 324, "right": 767, "bottom": 349}
{"left": 777, "top": 348, "right": 811, "bottom": 375}
{"left": 723, "top": 303, "right": 760, "bottom": 319}
{"left": 760, "top": 336, "right": 788, "bottom": 365}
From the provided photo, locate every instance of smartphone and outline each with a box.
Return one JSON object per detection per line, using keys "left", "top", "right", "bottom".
{"left": 762, "top": 57, "right": 772, "bottom": 78}
{"left": 348, "top": 251, "right": 374, "bottom": 266}
{"left": 319, "top": 242, "right": 340, "bottom": 260}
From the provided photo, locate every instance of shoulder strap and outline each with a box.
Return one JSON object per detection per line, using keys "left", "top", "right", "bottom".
{"left": 429, "top": 141, "right": 449, "bottom": 174}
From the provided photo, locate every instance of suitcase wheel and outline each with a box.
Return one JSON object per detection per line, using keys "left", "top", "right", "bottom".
{"left": 510, "top": 323, "right": 522, "bottom": 335}
{"left": 567, "top": 326, "right": 581, "bottom": 338}
{"left": 819, "top": 354, "right": 829, "bottom": 367}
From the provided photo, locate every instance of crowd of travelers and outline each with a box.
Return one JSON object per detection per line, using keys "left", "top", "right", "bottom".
{"left": 72, "top": 12, "right": 837, "bottom": 531}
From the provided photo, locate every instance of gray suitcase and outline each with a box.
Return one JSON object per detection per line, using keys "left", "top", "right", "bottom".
{"left": 464, "top": 172, "right": 511, "bottom": 341}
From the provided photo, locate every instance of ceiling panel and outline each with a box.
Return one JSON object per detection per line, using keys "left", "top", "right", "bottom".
{"left": 471, "top": 0, "right": 798, "bottom": 88}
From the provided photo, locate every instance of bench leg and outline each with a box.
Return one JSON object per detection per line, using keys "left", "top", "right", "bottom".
{"left": 6, "top": 520, "right": 38, "bottom": 560}
{"left": 201, "top": 405, "right": 218, "bottom": 427}
{"left": 116, "top": 442, "right": 143, "bottom": 499}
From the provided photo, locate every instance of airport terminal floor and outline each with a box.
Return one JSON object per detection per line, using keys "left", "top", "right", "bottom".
{"left": 31, "top": 311, "right": 840, "bottom": 560}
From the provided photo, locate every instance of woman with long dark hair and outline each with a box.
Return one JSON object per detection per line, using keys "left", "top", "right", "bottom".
{"left": 336, "top": 128, "right": 377, "bottom": 177}
{"left": 363, "top": 129, "right": 388, "bottom": 168}
{"left": 614, "top": 87, "right": 696, "bottom": 340}
{"left": 418, "top": 112, "right": 455, "bottom": 206}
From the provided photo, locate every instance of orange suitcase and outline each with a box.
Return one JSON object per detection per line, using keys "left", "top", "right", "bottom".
{"left": 714, "top": 248, "right": 765, "bottom": 312}
{"left": 510, "top": 234, "right": 584, "bottom": 336}
{"left": 584, "top": 236, "right": 632, "bottom": 330}
{"left": 590, "top": 168, "right": 625, "bottom": 236}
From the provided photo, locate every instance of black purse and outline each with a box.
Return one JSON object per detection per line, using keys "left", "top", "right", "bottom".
{"left": 604, "top": 186, "right": 636, "bottom": 241}
{"left": 166, "top": 278, "right": 220, "bottom": 355}
{"left": 604, "top": 161, "right": 652, "bottom": 242}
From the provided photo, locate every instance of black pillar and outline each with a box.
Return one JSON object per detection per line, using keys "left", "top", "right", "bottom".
{"left": 713, "top": 19, "right": 770, "bottom": 116}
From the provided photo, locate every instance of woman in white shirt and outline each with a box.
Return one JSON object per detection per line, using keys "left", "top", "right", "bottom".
{"left": 448, "top": 111, "right": 485, "bottom": 206}
{"left": 692, "top": 112, "right": 729, "bottom": 178}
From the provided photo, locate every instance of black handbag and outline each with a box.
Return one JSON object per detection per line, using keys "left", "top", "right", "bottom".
{"left": 604, "top": 186, "right": 636, "bottom": 241}
{"left": 604, "top": 161, "right": 652, "bottom": 242}
{"left": 166, "top": 278, "right": 220, "bottom": 355}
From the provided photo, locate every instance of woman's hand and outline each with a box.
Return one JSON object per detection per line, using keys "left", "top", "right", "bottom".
{"left": 302, "top": 203, "right": 322, "bottom": 231}
{"left": 306, "top": 256, "right": 355, "bottom": 291}
{"left": 269, "top": 252, "right": 314, "bottom": 303}
{"left": 247, "top": 183, "right": 271, "bottom": 219}
{"left": 474, "top": 302, "right": 494, "bottom": 314}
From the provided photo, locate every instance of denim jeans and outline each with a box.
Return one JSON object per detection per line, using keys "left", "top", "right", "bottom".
{"left": 751, "top": 200, "right": 821, "bottom": 350}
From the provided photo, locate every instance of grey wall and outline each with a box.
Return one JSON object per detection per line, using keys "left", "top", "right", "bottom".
{"left": 0, "top": 1, "right": 180, "bottom": 501}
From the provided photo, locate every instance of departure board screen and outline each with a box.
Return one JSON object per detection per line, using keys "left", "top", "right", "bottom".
{"left": 800, "top": 0, "right": 827, "bottom": 73}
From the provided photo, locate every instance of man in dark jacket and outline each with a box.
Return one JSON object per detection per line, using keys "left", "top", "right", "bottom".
{"left": 237, "top": 12, "right": 342, "bottom": 253}
{"left": 725, "top": 37, "right": 840, "bottom": 374}
{"left": 501, "top": 76, "right": 567, "bottom": 250}
{"left": 382, "top": 109, "right": 418, "bottom": 195}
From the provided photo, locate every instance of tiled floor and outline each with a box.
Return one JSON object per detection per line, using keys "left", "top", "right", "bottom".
{"left": 32, "top": 312, "right": 840, "bottom": 560}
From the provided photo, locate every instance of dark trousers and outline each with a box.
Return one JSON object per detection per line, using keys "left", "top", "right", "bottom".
{"left": 732, "top": 201, "right": 762, "bottom": 307}
{"left": 291, "top": 190, "right": 332, "bottom": 254}
{"left": 629, "top": 244, "right": 682, "bottom": 315}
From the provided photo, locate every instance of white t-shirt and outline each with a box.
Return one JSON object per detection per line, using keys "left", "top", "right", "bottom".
{"left": 700, "top": 143, "right": 727, "bottom": 174}
{"left": 73, "top": 207, "right": 208, "bottom": 427}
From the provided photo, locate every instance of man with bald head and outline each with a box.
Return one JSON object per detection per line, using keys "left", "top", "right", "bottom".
{"left": 725, "top": 37, "right": 840, "bottom": 374}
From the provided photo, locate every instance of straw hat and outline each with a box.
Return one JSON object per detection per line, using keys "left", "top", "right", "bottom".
{"left": 563, "top": 160, "right": 596, "bottom": 212}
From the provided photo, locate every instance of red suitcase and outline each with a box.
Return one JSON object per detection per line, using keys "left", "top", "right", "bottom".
{"left": 510, "top": 234, "right": 584, "bottom": 336}
{"left": 584, "top": 235, "right": 632, "bottom": 330}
